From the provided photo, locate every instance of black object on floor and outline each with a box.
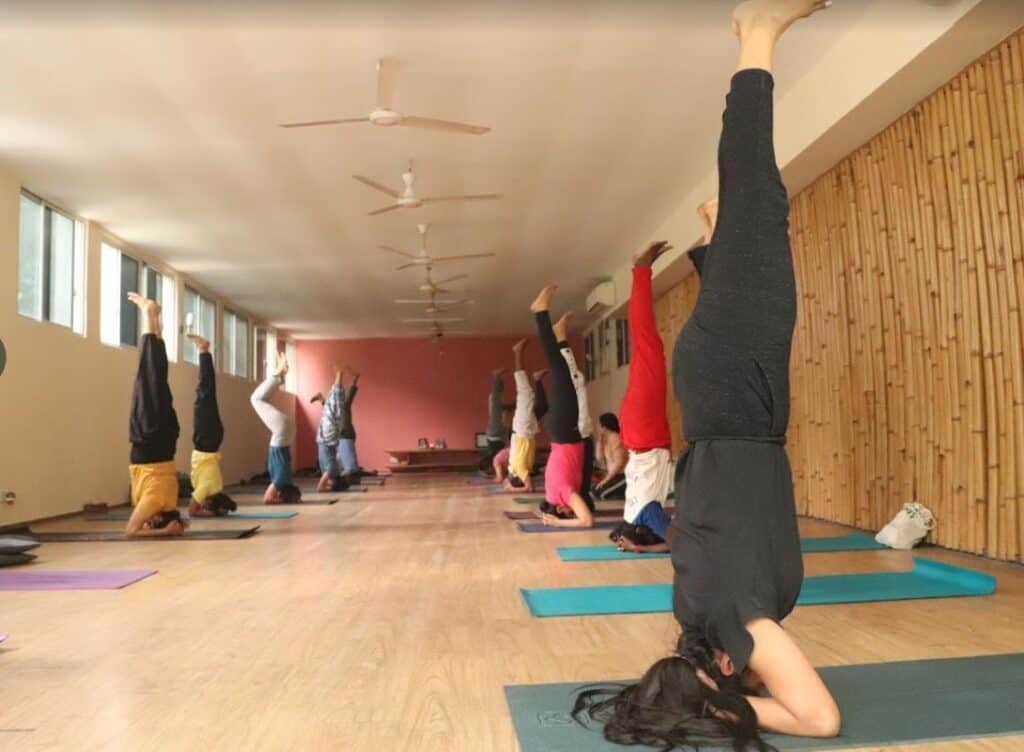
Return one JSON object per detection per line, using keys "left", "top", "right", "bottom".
{"left": 0, "top": 552, "right": 37, "bottom": 567}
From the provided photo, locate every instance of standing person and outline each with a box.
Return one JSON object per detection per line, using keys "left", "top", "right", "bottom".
{"left": 186, "top": 334, "right": 237, "bottom": 517}
{"left": 531, "top": 286, "right": 593, "bottom": 528}
{"left": 251, "top": 353, "right": 301, "bottom": 504}
{"left": 311, "top": 366, "right": 351, "bottom": 492}
{"left": 574, "top": 1, "right": 840, "bottom": 747}
{"left": 124, "top": 293, "right": 185, "bottom": 537}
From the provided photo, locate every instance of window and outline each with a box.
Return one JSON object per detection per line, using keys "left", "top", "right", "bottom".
{"left": 615, "top": 318, "right": 631, "bottom": 368}
{"left": 223, "top": 310, "right": 249, "bottom": 378}
{"left": 284, "top": 339, "right": 297, "bottom": 393}
{"left": 584, "top": 330, "right": 595, "bottom": 383}
{"left": 100, "top": 244, "right": 176, "bottom": 354}
{"left": 253, "top": 326, "right": 269, "bottom": 382}
{"left": 17, "top": 192, "right": 84, "bottom": 333}
{"left": 183, "top": 287, "right": 217, "bottom": 365}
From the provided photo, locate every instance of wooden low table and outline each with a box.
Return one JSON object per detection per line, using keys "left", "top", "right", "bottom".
{"left": 386, "top": 447, "right": 483, "bottom": 473}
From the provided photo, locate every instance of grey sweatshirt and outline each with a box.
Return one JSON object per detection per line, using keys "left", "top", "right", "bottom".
{"left": 251, "top": 375, "right": 296, "bottom": 447}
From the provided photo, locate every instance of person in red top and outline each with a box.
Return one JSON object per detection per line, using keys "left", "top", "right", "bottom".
{"left": 530, "top": 284, "right": 593, "bottom": 528}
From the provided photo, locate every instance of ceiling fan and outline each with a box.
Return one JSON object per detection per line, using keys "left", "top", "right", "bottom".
{"left": 279, "top": 58, "right": 491, "bottom": 135}
{"left": 419, "top": 271, "right": 467, "bottom": 295}
{"left": 355, "top": 164, "right": 499, "bottom": 216}
{"left": 395, "top": 292, "right": 473, "bottom": 315}
{"left": 380, "top": 223, "right": 495, "bottom": 271}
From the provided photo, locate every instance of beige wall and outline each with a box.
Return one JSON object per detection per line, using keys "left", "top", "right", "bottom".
{"left": 0, "top": 169, "right": 293, "bottom": 526}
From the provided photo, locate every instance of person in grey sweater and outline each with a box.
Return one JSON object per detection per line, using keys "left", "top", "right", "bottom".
{"left": 250, "top": 352, "right": 300, "bottom": 504}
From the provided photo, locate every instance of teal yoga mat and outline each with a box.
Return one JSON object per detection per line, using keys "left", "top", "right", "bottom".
{"left": 513, "top": 496, "right": 544, "bottom": 504}
{"left": 557, "top": 533, "right": 887, "bottom": 562}
{"left": 88, "top": 511, "right": 297, "bottom": 521}
{"left": 521, "top": 558, "right": 995, "bottom": 617}
{"left": 505, "top": 652, "right": 1024, "bottom": 751}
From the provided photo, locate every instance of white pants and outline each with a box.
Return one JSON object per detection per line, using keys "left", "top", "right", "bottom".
{"left": 623, "top": 448, "right": 672, "bottom": 523}
{"left": 512, "top": 370, "right": 538, "bottom": 439}
{"left": 559, "top": 345, "right": 593, "bottom": 439}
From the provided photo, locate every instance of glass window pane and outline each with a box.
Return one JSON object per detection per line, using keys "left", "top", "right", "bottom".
{"left": 235, "top": 318, "right": 248, "bottom": 378}
{"left": 119, "top": 254, "right": 140, "bottom": 346}
{"left": 161, "top": 275, "right": 177, "bottom": 359}
{"left": 100, "top": 244, "right": 121, "bottom": 346}
{"left": 47, "top": 210, "right": 74, "bottom": 328}
{"left": 18, "top": 195, "right": 44, "bottom": 320}
{"left": 223, "top": 311, "right": 235, "bottom": 375}
{"left": 183, "top": 288, "right": 197, "bottom": 364}
{"left": 254, "top": 327, "right": 267, "bottom": 382}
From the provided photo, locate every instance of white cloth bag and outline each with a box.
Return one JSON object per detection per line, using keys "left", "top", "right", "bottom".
{"left": 875, "top": 502, "right": 935, "bottom": 550}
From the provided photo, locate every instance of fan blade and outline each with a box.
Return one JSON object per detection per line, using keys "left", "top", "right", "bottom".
{"left": 395, "top": 263, "right": 420, "bottom": 271}
{"left": 403, "top": 318, "right": 466, "bottom": 324}
{"left": 369, "top": 204, "right": 403, "bottom": 216}
{"left": 354, "top": 175, "right": 400, "bottom": 198}
{"left": 378, "top": 245, "right": 418, "bottom": 259}
{"left": 431, "top": 253, "right": 495, "bottom": 263}
{"left": 401, "top": 115, "right": 490, "bottom": 135}
{"left": 434, "top": 273, "right": 468, "bottom": 285}
{"left": 394, "top": 299, "right": 436, "bottom": 304}
{"left": 279, "top": 117, "right": 371, "bottom": 129}
{"left": 421, "top": 194, "right": 500, "bottom": 203}
{"left": 377, "top": 57, "right": 396, "bottom": 109}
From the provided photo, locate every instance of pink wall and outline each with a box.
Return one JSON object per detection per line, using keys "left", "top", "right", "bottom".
{"left": 295, "top": 336, "right": 581, "bottom": 472}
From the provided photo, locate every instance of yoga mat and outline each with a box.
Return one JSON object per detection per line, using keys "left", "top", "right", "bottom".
{"left": 518, "top": 521, "right": 618, "bottom": 534}
{"left": 513, "top": 496, "right": 545, "bottom": 504}
{"left": 521, "top": 558, "right": 996, "bottom": 617}
{"left": 88, "top": 511, "right": 297, "bottom": 521}
{"left": 505, "top": 652, "right": 1024, "bottom": 751}
{"left": 508, "top": 508, "right": 674, "bottom": 522}
{"left": 20, "top": 527, "right": 260, "bottom": 543}
{"left": 247, "top": 498, "right": 338, "bottom": 506}
{"left": 0, "top": 569, "right": 157, "bottom": 590}
{"left": 556, "top": 533, "right": 887, "bottom": 561}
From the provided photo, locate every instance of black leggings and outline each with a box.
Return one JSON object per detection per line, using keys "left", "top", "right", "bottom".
{"left": 129, "top": 334, "right": 180, "bottom": 464}
{"left": 533, "top": 311, "right": 581, "bottom": 445}
{"left": 193, "top": 352, "right": 224, "bottom": 453}
{"left": 533, "top": 380, "right": 549, "bottom": 423}
{"left": 594, "top": 472, "right": 627, "bottom": 500}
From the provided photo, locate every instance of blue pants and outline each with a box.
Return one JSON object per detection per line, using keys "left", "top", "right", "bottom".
{"left": 268, "top": 445, "right": 293, "bottom": 489}
{"left": 318, "top": 443, "right": 340, "bottom": 479}
{"left": 338, "top": 438, "right": 359, "bottom": 475}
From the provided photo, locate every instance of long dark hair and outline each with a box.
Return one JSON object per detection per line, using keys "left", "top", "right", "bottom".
{"left": 572, "top": 633, "right": 774, "bottom": 752}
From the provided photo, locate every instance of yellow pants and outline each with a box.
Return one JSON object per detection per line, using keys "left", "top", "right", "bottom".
{"left": 509, "top": 435, "right": 537, "bottom": 482}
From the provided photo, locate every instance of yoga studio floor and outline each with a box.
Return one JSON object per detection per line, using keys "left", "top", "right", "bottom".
{"left": 3, "top": 476, "right": 1024, "bottom": 752}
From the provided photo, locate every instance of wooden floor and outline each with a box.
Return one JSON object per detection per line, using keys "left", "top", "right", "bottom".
{"left": 3, "top": 475, "right": 1024, "bottom": 751}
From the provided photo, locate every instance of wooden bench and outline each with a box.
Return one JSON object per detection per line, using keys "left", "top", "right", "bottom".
{"left": 386, "top": 447, "right": 484, "bottom": 473}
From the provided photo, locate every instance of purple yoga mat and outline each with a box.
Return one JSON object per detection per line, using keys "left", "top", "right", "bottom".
{"left": 504, "top": 508, "right": 674, "bottom": 521}
{"left": 517, "top": 521, "right": 618, "bottom": 533}
{"left": 0, "top": 569, "right": 157, "bottom": 591}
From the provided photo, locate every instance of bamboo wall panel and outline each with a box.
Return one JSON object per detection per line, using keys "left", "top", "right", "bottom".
{"left": 655, "top": 28, "right": 1024, "bottom": 562}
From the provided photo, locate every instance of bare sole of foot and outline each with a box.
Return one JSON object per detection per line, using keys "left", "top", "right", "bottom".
{"left": 530, "top": 284, "right": 558, "bottom": 313}
{"left": 634, "top": 241, "right": 673, "bottom": 268}
{"left": 732, "top": 0, "right": 830, "bottom": 40}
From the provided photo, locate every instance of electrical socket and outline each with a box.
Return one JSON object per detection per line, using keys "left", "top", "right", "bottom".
{"left": 2, "top": 489, "right": 15, "bottom": 504}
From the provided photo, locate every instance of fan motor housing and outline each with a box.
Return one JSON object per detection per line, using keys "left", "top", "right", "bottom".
{"left": 369, "top": 108, "right": 402, "bottom": 126}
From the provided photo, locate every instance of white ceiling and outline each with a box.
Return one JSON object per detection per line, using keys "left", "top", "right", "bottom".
{"left": 0, "top": 1, "right": 872, "bottom": 337}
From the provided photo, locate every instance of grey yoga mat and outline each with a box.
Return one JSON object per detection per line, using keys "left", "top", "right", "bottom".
{"left": 13, "top": 526, "right": 260, "bottom": 542}
{"left": 505, "top": 652, "right": 1024, "bottom": 751}
{"left": 88, "top": 511, "right": 297, "bottom": 521}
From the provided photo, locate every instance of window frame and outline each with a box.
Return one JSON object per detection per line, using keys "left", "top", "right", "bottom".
{"left": 182, "top": 286, "right": 217, "bottom": 366}
{"left": 17, "top": 190, "right": 85, "bottom": 335}
{"left": 100, "top": 242, "right": 176, "bottom": 356}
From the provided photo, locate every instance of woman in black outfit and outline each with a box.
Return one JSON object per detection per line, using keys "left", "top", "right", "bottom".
{"left": 574, "top": 1, "right": 839, "bottom": 748}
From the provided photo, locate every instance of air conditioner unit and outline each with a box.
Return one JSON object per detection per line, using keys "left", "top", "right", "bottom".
{"left": 586, "top": 281, "right": 615, "bottom": 313}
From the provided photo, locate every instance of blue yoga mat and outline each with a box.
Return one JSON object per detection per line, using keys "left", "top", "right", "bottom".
{"left": 521, "top": 558, "right": 995, "bottom": 617}
{"left": 557, "top": 533, "right": 887, "bottom": 562}
{"left": 518, "top": 521, "right": 618, "bottom": 534}
{"left": 505, "top": 652, "right": 1024, "bottom": 751}
{"left": 88, "top": 511, "right": 297, "bottom": 521}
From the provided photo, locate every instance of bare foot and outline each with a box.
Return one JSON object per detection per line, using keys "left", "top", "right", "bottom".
{"left": 732, "top": 0, "right": 830, "bottom": 41}
{"left": 698, "top": 199, "right": 719, "bottom": 243}
{"left": 128, "top": 292, "right": 161, "bottom": 336}
{"left": 186, "top": 333, "right": 210, "bottom": 353}
{"left": 310, "top": 392, "right": 324, "bottom": 404}
{"left": 633, "top": 241, "right": 673, "bottom": 268}
{"left": 275, "top": 352, "right": 289, "bottom": 378}
{"left": 512, "top": 337, "right": 528, "bottom": 354}
{"left": 492, "top": 368, "right": 507, "bottom": 378}
{"left": 532, "top": 369, "right": 549, "bottom": 382}
{"left": 530, "top": 284, "right": 558, "bottom": 313}
{"left": 553, "top": 312, "right": 573, "bottom": 341}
